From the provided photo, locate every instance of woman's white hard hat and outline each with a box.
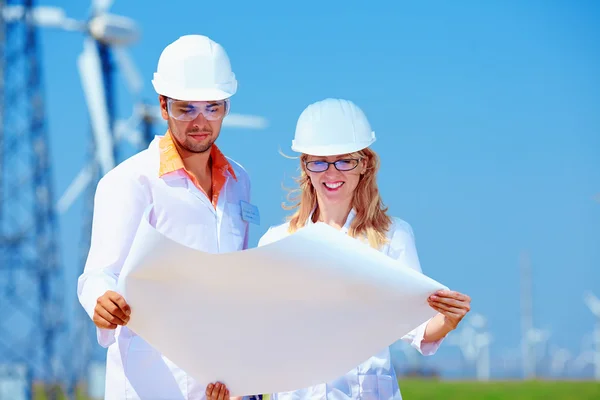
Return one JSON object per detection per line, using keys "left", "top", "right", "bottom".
{"left": 292, "top": 98, "right": 376, "bottom": 156}
{"left": 152, "top": 35, "right": 237, "bottom": 101}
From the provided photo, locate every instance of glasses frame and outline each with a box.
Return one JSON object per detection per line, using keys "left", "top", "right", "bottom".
{"left": 166, "top": 97, "right": 230, "bottom": 121}
{"left": 304, "top": 158, "right": 362, "bottom": 173}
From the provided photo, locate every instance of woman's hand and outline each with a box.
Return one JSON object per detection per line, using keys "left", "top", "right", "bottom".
{"left": 427, "top": 289, "right": 471, "bottom": 330}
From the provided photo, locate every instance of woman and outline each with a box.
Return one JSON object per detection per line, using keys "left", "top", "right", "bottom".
{"left": 257, "top": 98, "right": 471, "bottom": 400}
{"left": 205, "top": 98, "right": 472, "bottom": 400}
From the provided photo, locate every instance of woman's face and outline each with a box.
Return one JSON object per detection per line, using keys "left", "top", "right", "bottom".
{"left": 304, "top": 153, "right": 365, "bottom": 207}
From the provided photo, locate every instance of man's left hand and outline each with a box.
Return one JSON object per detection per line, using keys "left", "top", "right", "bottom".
{"left": 206, "top": 382, "right": 244, "bottom": 400}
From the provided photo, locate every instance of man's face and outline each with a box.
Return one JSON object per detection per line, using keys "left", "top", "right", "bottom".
{"left": 159, "top": 96, "right": 228, "bottom": 154}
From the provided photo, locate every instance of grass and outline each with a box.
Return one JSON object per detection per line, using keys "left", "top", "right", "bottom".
{"left": 32, "top": 379, "right": 600, "bottom": 399}
{"left": 396, "top": 379, "right": 600, "bottom": 399}
{"left": 32, "top": 384, "right": 91, "bottom": 400}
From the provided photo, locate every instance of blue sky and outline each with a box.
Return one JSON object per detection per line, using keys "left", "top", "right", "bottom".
{"left": 29, "top": 0, "right": 600, "bottom": 378}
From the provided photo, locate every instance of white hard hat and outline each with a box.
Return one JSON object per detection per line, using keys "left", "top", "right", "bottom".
{"left": 152, "top": 35, "right": 237, "bottom": 101}
{"left": 291, "top": 98, "right": 376, "bottom": 156}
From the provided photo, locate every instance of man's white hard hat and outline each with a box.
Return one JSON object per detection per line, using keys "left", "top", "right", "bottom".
{"left": 152, "top": 35, "right": 237, "bottom": 101}
{"left": 292, "top": 98, "right": 376, "bottom": 156}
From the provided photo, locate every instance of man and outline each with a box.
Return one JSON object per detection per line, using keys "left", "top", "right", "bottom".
{"left": 77, "top": 35, "right": 252, "bottom": 400}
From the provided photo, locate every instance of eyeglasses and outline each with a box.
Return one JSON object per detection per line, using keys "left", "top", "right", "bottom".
{"left": 166, "top": 98, "right": 230, "bottom": 121}
{"left": 304, "top": 158, "right": 361, "bottom": 173}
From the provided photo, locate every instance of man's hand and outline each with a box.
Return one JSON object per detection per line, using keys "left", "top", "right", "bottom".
{"left": 93, "top": 290, "right": 131, "bottom": 329}
{"left": 206, "top": 382, "right": 242, "bottom": 400}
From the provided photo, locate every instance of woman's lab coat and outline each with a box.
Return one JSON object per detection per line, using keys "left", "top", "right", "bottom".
{"left": 257, "top": 209, "right": 443, "bottom": 400}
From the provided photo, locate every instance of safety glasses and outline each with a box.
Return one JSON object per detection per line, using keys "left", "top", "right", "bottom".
{"left": 304, "top": 158, "right": 361, "bottom": 173}
{"left": 166, "top": 98, "right": 230, "bottom": 121}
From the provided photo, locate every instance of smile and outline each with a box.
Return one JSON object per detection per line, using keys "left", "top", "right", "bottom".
{"left": 324, "top": 182, "right": 344, "bottom": 190}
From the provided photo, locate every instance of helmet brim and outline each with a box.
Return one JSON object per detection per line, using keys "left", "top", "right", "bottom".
{"left": 152, "top": 80, "right": 235, "bottom": 102}
{"left": 291, "top": 136, "right": 376, "bottom": 156}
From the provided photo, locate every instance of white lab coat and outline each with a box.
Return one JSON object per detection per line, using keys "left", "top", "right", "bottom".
{"left": 77, "top": 136, "right": 251, "bottom": 400}
{"left": 257, "top": 210, "right": 443, "bottom": 400}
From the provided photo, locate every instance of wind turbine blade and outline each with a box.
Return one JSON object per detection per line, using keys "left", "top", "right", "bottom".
{"left": 573, "top": 351, "right": 594, "bottom": 371}
{"left": 114, "top": 119, "right": 130, "bottom": 142}
{"left": 77, "top": 38, "right": 115, "bottom": 176}
{"left": 468, "top": 313, "right": 487, "bottom": 329}
{"left": 93, "top": 0, "right": 114, "bottom": 14}
{"left": 56, "top": 164, "right": 95, "bottom": 214}
{"left": 583, "top": 291, "right": 600, "bottom": 316}
{"left": 128, "top": 129, "right": 144, "bottom": 148}
{"left": 32, "top": 6, "right": 67, "bottom": 25}
{"left": 138, "top": 104, "right": 165, "bottom": 127}
{"left": 2, "top": 6, "right": 84, "bottom": 30}
{"left": 1, "top": 5, "right": 24, "bottom": 21}
{"left": 31, "top": 6, "right": 84, "bottom": 30}
{"left": 114, "top": 118, "right": 144, "bottom": 148}
{"left": 113, "top": 47, "right": 143, "bottom": 97}
{"left": 223, "top": 113, "right": 269, "bottom": 129}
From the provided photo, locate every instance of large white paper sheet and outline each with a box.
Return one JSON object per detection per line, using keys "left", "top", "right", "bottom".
{"left": 117, "top": 209, "right": 447, "bottom": 396}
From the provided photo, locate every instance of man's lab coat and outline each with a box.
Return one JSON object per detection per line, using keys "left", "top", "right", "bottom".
{"left": 77, "top": 135, "right": 251, "bottom": 400}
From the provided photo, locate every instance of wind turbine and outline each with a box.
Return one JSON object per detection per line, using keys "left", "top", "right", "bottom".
{"left": 447, "top": 313, "right": 492, "bottom": 380}
{"left": 583, "top": 291, "right": 600, "bottom": 380}
{"left": 548, "top": 345, "right": 571, "bottom": 377}
{"left": 573, "top": 333, "right": 595, "bottom": 377}
{"left": 469, "top": 313, "right": 493, "bottom": 381}
{"left": 447, "top": 322, "right": 477, "bottom": 376}
{"left": 527, "top": 328, "right": 551, "bottom": 364}
{"left": 519, "top": 250, "right": 550, "bottom": 379}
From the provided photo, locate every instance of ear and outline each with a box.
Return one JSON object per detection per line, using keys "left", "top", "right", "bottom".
{"left": 360, "top": 158, "right": 367, "bottom": 174}
{"left": 159, "top": 95, "right": 169, "bottom": 121}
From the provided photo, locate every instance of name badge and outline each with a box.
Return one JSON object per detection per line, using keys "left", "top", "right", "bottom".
{"left": 240, "top": 200, "right": 260, "bottom": 225}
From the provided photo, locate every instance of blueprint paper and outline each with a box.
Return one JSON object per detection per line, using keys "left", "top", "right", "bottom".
{"left": 117, "top": 209, "right": 447, "bottom": 396}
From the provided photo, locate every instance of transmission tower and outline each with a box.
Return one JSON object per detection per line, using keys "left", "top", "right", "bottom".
{"left": 0, "top": 0, "right": 67, "bottom": 398}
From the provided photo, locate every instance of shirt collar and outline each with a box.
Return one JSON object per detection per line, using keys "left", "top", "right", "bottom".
{"left": 158, "top": 130, "right": 237, "bottom": 181}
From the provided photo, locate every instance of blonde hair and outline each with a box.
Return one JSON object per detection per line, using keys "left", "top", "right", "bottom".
{"left": 283, "top": 147, "right": 392, "bottom": 249}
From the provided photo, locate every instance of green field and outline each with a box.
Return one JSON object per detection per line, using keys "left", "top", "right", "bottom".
{"left": 34, "top": 379, "right": 600, "bottom": 399}
{"left": 396, "top": 379, "right": 600, "bottom": 399}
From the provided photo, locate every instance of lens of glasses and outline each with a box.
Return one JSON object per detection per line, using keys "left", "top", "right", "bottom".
{"left": 305, "top": 161, "right": 329, "bottom": 172}
{"left": 333, "top": 159, "right": 359, "bottom": 171}
{"left": 305, "top": 159, "right": 359, "bottom": 172}
{"left": 167, "top": 99, "right": 229, "bottom": 121}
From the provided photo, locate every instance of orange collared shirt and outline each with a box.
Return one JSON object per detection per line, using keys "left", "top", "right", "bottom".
{"left": 158, "top": 131, "right": 237, "bottom": 208}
